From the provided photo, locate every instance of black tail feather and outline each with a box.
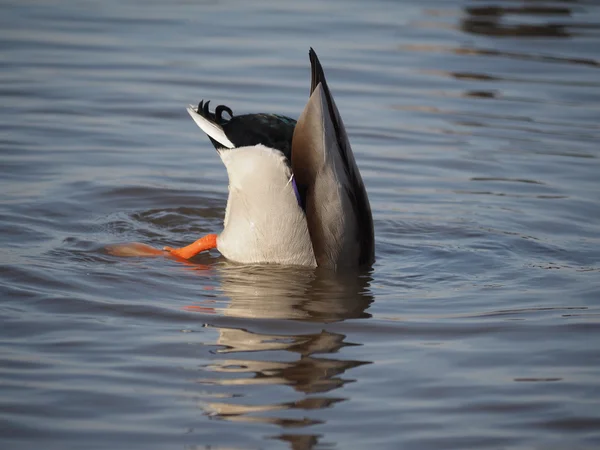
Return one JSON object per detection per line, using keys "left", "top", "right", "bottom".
{"left": 196, "top": 99, "right": 234, "bottom": 126}
{"left": 309, "top": 47, "right": 328, "bottom": 95}
{"left": 215, "top": 105, "right": 233, "bottom": 123}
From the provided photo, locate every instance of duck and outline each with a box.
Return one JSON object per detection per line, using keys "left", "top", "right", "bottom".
{"left": 113, "top": 49, "right": 374, "bottom": 270}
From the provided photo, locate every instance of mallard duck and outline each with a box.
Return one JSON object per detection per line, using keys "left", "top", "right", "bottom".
{"left": 114, "top": 49, "right": 374, "bottom": 270}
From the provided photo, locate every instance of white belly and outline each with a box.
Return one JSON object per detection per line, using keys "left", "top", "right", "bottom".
{"left": 216, "top": 145, "right": 316, "bottom": 267}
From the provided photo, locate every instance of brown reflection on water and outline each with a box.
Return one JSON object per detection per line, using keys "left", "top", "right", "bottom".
{"left": 461, "top": 2, "right": 574, "bottom": 38}
{"left": 197, "top": 325, "right": 368, "bottom": 449}
{"left": 402, "top": 42, "right": 600, "bottom": 68}
{"left": 203, "top": 327, "right": 367, "bottom": 391}
{"left": 190, "top": 263, "right": 374, "bottom": 322}
{"left": 403, "top": 0, "right": 600, "bottom": 69}
{"left": 190, "top": 265, "right": 373, "bottom": 449}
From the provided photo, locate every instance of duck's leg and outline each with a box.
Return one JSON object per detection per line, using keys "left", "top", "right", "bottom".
{"left": 106, "top": 234, "right": 217, "bottom": 260}
{"left": 163, "top": 234, "right": 218, "bottom": 260}
{"left": 106, "top": 242, "right": 166, "bottom": 257}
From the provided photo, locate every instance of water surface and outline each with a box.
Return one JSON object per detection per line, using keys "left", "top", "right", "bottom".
{"left": 1, "top": 1, "right": 600, "bottom": 449}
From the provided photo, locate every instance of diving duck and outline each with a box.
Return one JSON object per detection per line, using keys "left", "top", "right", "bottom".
{"left": 115, "top": 49, "right": 374, "bottom": 270}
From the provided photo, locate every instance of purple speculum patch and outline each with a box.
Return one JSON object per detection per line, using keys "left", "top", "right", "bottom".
{"left": 291, "top": 177, "right": 302, "bottom": 207}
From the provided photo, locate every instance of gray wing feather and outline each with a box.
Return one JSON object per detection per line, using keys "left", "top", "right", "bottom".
{"left": 291, "top": 49, "right": 375, "bottom": 269}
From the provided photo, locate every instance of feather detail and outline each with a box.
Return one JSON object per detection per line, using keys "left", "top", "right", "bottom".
{"left": 188, "top": 101, "right": 297, "bottom": 161}
{"left": 292, "top": 49, "right": 375, "bottom": 269}
{"left": 187, "top": 105, "right": 235, "bottom": 149}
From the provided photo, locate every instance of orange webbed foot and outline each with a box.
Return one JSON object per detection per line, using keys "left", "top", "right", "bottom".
{"left": 163, "top": 234, "right": 218, "bottom": 260}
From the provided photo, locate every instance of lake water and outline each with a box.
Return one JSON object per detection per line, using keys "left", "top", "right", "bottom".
{"left": 1, "top": 0, "right": 600, "bottom": 449}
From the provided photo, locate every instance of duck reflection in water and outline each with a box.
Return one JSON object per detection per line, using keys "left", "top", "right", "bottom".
{"left": 186, "top": 262, "right": 373, "bottom": 321}
{"left": 188, "top": 262, "right": 373, "bottom": 449}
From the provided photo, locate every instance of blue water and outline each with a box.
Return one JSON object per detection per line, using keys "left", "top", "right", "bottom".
{"left": 1, "top": 1, "right": 600, "bottom": 449}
